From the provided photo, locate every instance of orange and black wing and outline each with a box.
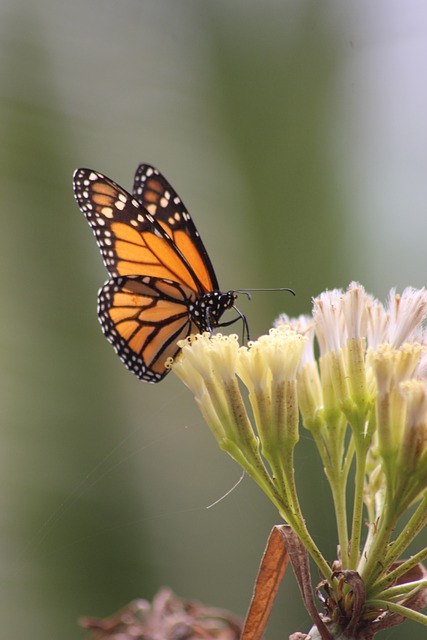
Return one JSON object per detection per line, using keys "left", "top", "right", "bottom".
{"left": 132, "top": 164, "right": 219, "bottom": 293}
{"left": 98, "top": 276, "right": 197, "bottom": 382}
{"left": 73, "top": 168, "right": 206, "bottom": 294}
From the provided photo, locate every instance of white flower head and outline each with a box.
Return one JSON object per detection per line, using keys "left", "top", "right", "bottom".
{"left": 275, "top": 313, "right": 315, "bottom": 369}
{"left": 312, "top": 288, "right": 346, "bottom": 355}
{"left": 386, "top": 287, "right": 427, "bottom": 347}
{"left": 342, "top": 282, "right": 372, "bottom": 340}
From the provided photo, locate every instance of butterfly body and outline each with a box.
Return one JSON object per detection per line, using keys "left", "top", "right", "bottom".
{"left": 74, "top": 164, "right": 238, "bottom": 382}
{"left": 189, "top": 289, "right": 236, "bottom": 332}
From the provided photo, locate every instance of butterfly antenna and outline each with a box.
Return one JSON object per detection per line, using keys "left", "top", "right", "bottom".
{"left": 234, "top": 286, "right": 296, "bottom": 297}
{"left": 231, "top": 287, "right": 296, "bottom": 343}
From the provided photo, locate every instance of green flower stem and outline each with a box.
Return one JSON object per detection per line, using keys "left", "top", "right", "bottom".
{"left": 203, "top": 376, "right": 290, "bottom": 517}
{"left": 367, "top": 493, "right": 427, "bottom": 597}
{"left": 382, "top": 493, "right": 427, "bottom": 569}
{"left": 322, "top": 452, "right": 350, "bottom": 568}
{"left": 340, "top": 437, "right": 356, "bottom": 563}
{"left": 359, "top": 500, "right": 398, "bottom": 586}
{"left": 371, "top": 545, "right": 427, "bottom": 594}
{"left": 365, "top": 600, "right": 427, "bottom": 626}
{"left": 331, "top": 472, "right": 350, "bottom": 569}
{"left": 310, "top": 415, "right": 350, "bottom": 566}
{"left": 379, "top": 578, "right": 427, "bottom": 601}
{"left": 348, "top": 433, "right": 370, "bottom": 568}
{"left": 261, "top": 445, "right": 290, "bottom": 509}
{"left": 198, "top": 366, "right": 333, "bottom": 581}
{"left": 331, "top": 428, "right": 356, "bottom": 569}
{"left": 280, "top": 511, "right": 333, "bottom": 581}
{"left": 247, "top": 397, "right": 330, "bottom": 578}
{"left": 216, "top": 402, "right": 299, "bottom": 526}
{"left": 221, "top": 438, "right": 287, "bottom": 514}
{"left": 273, "top": 439, "right": 305, "bottom": 526}
{"left": 224, "top": 437, "right": 332, "bottom": 580}
{"left": 342, "top": 435, "right": 355, "bottom": 481}
{"left": 223, "top": 438, "right": 332, "bottom": 581}
{"left": 280, "top": 444, "right": 304, "bottom": 522}
{"left": 362, "top": 492, "right": 427, "bottom": 589}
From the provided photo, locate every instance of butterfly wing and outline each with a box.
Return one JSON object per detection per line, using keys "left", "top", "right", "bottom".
{"left": 132, "top": 164, "right": 219, "bottom": 292}
{"left": 73, "top": 168, "right": 206, "bottom": 294}
{"left": 74, "top": 166, "right": 229, "bottom": 382}
{"left": 98, "top": 276, "right": 197, "bottom": 382}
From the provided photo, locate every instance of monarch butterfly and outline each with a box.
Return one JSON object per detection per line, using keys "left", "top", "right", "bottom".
{"left": 73, "top": 164, "right": 243, "bottom": 382}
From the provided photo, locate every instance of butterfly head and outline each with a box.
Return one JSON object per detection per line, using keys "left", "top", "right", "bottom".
{"left": 190, "top": 290, "right": 237, "bottom": 333}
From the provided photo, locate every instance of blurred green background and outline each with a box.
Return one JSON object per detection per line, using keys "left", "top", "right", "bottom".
{"left": 1, "top": 1, "right": 427, "bottom": 638}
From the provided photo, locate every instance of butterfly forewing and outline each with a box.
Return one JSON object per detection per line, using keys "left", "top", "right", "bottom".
{"left": 73, "top": 169, "right": 203, "bottom": 292}
{"left": 132, "top": 164, "right": 219, "bottom": 293}
{"left": 98, "top": 277, "right": 196, "bottom": 382}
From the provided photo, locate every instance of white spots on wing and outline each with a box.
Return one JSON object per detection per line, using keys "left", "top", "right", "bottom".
{"left": 100, "top": 206, "right": 114, "bottom": 218}
{"left": 132, "top": 199, "right": 140, "bottom": 208}
{"left": 160, "top": 190, "right": 170, "bottom": 207}
{"left": 167, "top": 211, "right": 182, "bottom": 226}
{"left": 115, "top": 199, "right": 126, "bottom": 211}
{"left": 89, "top": 172, "right": 98, "bottom": 181}
{"left": 146, "top": 204, "right": 156, "bottom": 215}
{"left": 130, "top": 219, "right": 138, "bottom": 227}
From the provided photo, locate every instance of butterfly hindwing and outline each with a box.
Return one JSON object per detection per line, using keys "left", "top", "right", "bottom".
{"left": 132, "top": 164, "right": 219, "bottom": 293}
{"left": 73, "top": 168, "right": 203, "bottom": 292}
{"left": 98, "top": 276, "right": 197, "bottom": 382}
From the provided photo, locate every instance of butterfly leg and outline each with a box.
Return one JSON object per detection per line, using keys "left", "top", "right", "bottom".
{"left": 216, "top": 306, "right": 250, "bottom": 343}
